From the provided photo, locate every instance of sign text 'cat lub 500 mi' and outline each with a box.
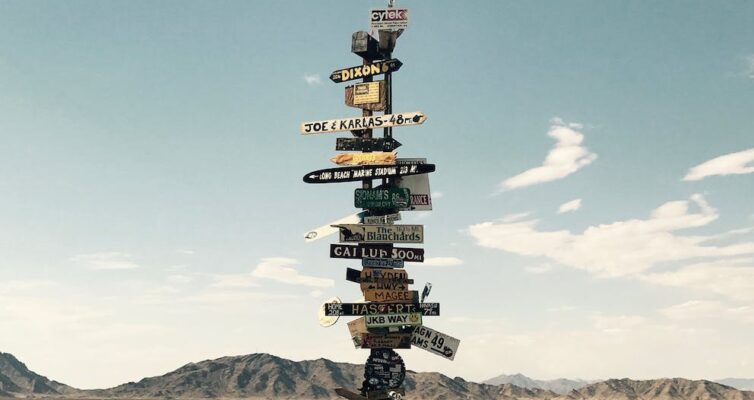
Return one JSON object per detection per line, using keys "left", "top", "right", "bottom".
{"left": 336, "top": 224, "right": 423, "bottom": 244}
{"left": 330, "top": 243, "right": 424, "bottom": 263}
{"left": 300, "top": 112, "right": 426, "bottom": 135}
{"left": 304, "top": 164, "right": 435, "bottom": 184}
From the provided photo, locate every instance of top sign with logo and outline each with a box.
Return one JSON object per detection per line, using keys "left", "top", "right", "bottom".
{"left": 370, "top": 8, "right": 409, "bottom": 31}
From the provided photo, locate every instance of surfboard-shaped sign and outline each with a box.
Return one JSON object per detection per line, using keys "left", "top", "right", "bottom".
{"left": 331, "top": 152, "right": 396, "bottom": 166}
{"left": 300, "top": 112, "right": 426, "bottom": 135}
{"left": 303, "top": 164, "right": 435, "bottom": 184}
{"left": 330, "top": 59, "right": 403, "bottom": 83}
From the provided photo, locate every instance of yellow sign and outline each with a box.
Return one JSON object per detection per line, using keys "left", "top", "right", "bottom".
{"left": 330, "top": 151, "right": 396, "bottom": 166}
{"left": 353, "top": 82, "right": 381, "bottom": 105}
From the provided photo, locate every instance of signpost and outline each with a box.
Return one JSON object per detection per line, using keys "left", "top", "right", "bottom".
{"left": 303, "top": 163, "right": 435, "bottom": 184}
{"left": 355, "top": 188, "right": 410, "bottom": 209}
{"left": 300, "top": 112, "right": 426, "bottom": 135}
{"left": 336, "top": 224, "right": 424, "bottom": 244}
{"left": 303, "top": 5, "right": 458, "bottom": 399}
{"left": 330, "top": 59, "right": 403, "bottom": 83}
{"left": 330, "top": 244, "right": 424, "bottom": 263}
{"left": 336, "top": 137, "right": 402, "bottom": 152}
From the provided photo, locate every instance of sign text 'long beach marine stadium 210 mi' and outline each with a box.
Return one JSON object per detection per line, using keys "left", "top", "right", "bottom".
{"left": 301, "top": 3, "right": 460, "bottom": 400}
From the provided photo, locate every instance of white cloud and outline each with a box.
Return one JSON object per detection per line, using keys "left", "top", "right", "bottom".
{"left": 642, "top": 258, "right": 754, "bottom": 303}
{"left": 747, "top": 54, "right": 754, "bottom": 78}
{"left": 251, "top": 257, "right": 334, "bottom": 288}
{"left": 422, "top": 257, "right": 464, "bottom": 267}
{"left": 71, "top": 252, "right": 140, "bottom": 270}
{"left": 683, "top": 147, "right": 754, "bottom": 181}
{"left": 467, "top": 194, "right": 754, "bottom": 278}
{"left": 524, "top": 263, "right": 553, "bottom": 274}
{"left": 558, "top": 198, "right": 582, "bottom": 214}
{"left": 499, "top": 120, "right": 597, "bottom": 190}
{"left": 309, "top": 289, "right": 323, "bottom": 298}
{"left": 431, "top": 191, "right": 444, "bottom": 199}
{"left": 659, "top": 300, "right": 754, "bottom": 323}
{"left": 303, "top": 74, "right": 322, "bottom": 85}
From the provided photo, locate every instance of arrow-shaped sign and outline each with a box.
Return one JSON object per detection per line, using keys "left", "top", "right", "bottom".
{"left": 300, "top": 112, "right": 426, "bottom": 135}
{"left": 303, "top": 163, "right": 435, "bottom": 184}
{"left": 330, "top": 59, "right": 403, "bottom": 83}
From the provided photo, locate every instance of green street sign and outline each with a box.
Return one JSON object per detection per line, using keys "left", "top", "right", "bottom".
{"left": 355, "top": 188, "right": 411, "bottom": 209}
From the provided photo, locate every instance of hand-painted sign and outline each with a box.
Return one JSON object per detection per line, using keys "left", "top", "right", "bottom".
{"left": 362, "top": 212, "right": 401, "bottom": 225}
{"left": 365, "top": 312, "right": 422, "bottom": 329}
{"left": 362, "top": 258, "right": 404, "bottom": 268}
{"left": 331, "top": 152, "right": 396, "bottom": 166}
{"left": 364, "top": 349, "right": 405, "bottom": 392}
{"left": 346, "top": 81, "right": 385, "bottom": 111}
{"left": 411, "top": 325, "right": 460, "bottom": 361}
{"left": 345, "top": 267, "right": 413, "bottom": 285}
{"left": 330, "top": 59, "right": 403, "bottom": 83}
{"left": 330, "top": 244, "right": 424, "bottom": 263}
{"left": 336, "top": 224, "right": 423, "bottom": 244}
{"left": 355, "top": 188, "right": 410, "bottom": 209}
{"left": 300, "top": 112, "right": 426, "bottom": 135}
{"left": 363, "top": 289, "right": 418, "bottom": 303}
{"left": 336, "top": 137, "right": 402, "bottom": 152}
{"left": 354, "top": 333, "right": 412, "bottom": 349}
{"left": 304, "top": 212, "right": 364, "bottom": 243}
{"left": 395, "top": 158, "right": 433, "bottom": 211}
{"left": 370, "top": 8, "right": 409, "bottom": 31}
{"left": 324, "top": 302, "right": 440, "bottom": 317}
{"left": 304, "top": 163, "right": 435, "bottom": 184}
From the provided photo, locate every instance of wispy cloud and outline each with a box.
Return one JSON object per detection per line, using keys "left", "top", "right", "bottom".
{"left": 71, "top": 252, "right": 140, "bottom": 270}
{"left": 683, "top": 147, "right": 754, "bottom": 181}
{"left": 524, "top": 263, "right": 553, "bottom": 274}
{"left": 498, "top": 119, "right": 597, "bottom": 191}
{"left": 303, "top": 74, "right": 322, "bottom": 85}
{"left": 467, "top": 194, "right": 754, "bottom": 278}
{"left": 659, "top": 300, "right": 754, "bottom": 323}
{"left": 642, "top": 258, "right": 754, "bottom": 303}
{"left": 251, "top": 257, "right": 334, "bottom": 287}
{"left": 558, "top": 198, "right": 582, "bottom": 214}
{"left": 422, "top": 257, "right": 464, "bottom": 267}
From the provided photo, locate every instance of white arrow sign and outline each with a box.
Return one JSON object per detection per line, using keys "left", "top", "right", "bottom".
{"left": 300, "top": 112, "right": 426, "bottom": 135}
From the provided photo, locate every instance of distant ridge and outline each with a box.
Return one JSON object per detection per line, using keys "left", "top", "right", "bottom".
{"left": 1, "top": 351, "right": 754, "bottom": 399}
{"left": 483, "top": 373, "right": 592, "bottom": 394}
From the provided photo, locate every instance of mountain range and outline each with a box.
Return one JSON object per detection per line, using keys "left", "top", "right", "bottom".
{"left": 1, "top": 351, "right": 753, "bottom": 399}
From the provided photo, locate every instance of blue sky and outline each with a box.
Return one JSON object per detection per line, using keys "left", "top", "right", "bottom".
{"left": 1, "top": 0, "right": 753, "bottom": 389}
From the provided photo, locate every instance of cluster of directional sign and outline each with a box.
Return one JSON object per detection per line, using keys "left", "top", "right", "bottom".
{"left": 302, "top": 5, "right": 459, "bottom": 400}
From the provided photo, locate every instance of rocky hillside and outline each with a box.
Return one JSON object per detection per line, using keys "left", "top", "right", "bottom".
{"left": 2, "top": 351, "right": 754, "bottom": 399}
{"left": 0, "top": 352, "right": 78, "bottom": 396}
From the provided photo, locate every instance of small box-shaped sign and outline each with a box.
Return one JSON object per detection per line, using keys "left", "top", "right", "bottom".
{"left": 345, "top": 81, "right": 386, "bottom": 111}
{"left": 351, "top": 31, "right": 382, "bottom": 61}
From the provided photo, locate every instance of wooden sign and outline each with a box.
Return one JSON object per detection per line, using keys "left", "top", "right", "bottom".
{"left": 345, "top": 267, "right": 413, "bottom": 285}
{"left": 354, "top": 333, "right": 412, "bottom": 349}
{"left": 362, "top": 258, "right": 404, "bottom": 268}
{"left": 304, "top": 163, "right": 435, "bottom": 184}
{"left": 331, "top": 152, "right": 396, "bottom": 166}
{"left": 336, "top": 137, "right": 401, "bottom": 152}
{"left": 362, "top": 212, "right": 401, "bottom": 225}
{"left": 336, "top": 224, "right": 423, "bottom": 244}
{"left": 363, "top": 289, "right": 418, "bottom": 303}
{"left": 365, "top": 312, "right": 422, "bottom": 328}
{"left": 361, "top": 278, "right": 409, "bottom": 291}
{"left": 347, "top": 317, "right": 368, "bottom": 339}
{"left": 330, "top": 244, "right": 424, "bottom": 263}
{"left": 324, "top": 302, "right": 440, "bottom": 317}
{"left": 370, "top": 8, "right": 409, "bottom": 31}
{"left": 318, "top": 296, "right": 342, "bottom": 327}
{"left": 355, "top": 188, "right": 410, "bottom": 209}
{"left": 346, "top": 81, "right": 386, "bottom": 111}
{"left": 330, "top": 59, "right": 403, "bottom": 83}
{"left": 300, "top": 112, "right": 426, "bottom": 135}
{"left": 411, "top": 325, "right": 461, "bottom": 361}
